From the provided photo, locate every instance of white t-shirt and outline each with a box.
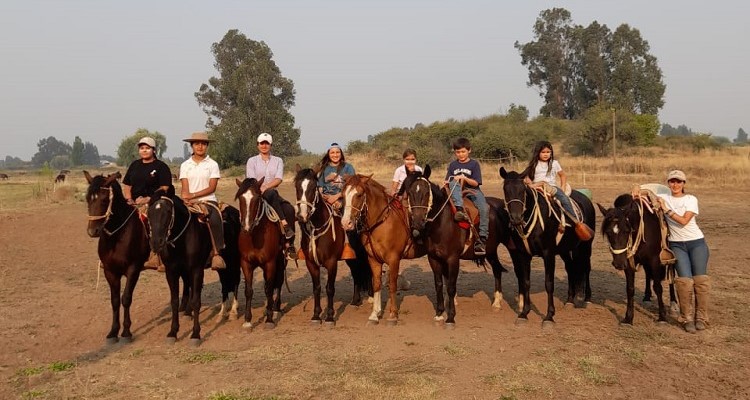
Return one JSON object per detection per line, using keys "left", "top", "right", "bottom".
{"left": 658, "top": 193, "right": 704, "bottom": 241}
{"left": 179, "top": 155, "right": 221, "bottom": 202}
{"left": 532, "top": 160, "right": 562, "bottom": 187}
{"left": 392, "top": 164, "right": 423, "bottom": 192}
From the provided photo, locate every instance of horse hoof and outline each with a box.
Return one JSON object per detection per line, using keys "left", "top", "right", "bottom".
{"left": 366, "top": 319, "right": 379, "bottom": 326}
{"left": 515, "top": 318, "right": 528, "bottom": 326}
{"left": 445, "top": 322, "right": 456, "bottom": 330}
{"left": 105, "top": 337, "right": 119, "bottom": 345}
{"left": 324, "top": 321, "right": 336, "bottom": 329}
{"left": 272, "top": 311, "right": 282, "bottom": 321}
{"left": 541, "top": 320, "right": 555, "bottom": 329}
{"left": 165, "top": 337, "right": 177, "bottom": 345}
{"left": 367, "top": 297, "right": 374, "bottom": 304}
{"left": 310, "top": 319, "right": 322, "bottom": 326}
{"left": 619, "top": 321, "right": 634, "bottom": 327}
{"left": 121, "top": 336, "right": 133, "bottom": 344}
{"left": 189, "top": 338, "right": 202, "bottom": 347}
{"left": 264, "top": 322, "right": 276, "bottom": 330}
{"left": 657, "top": 320, "right": 669, "bottom": 326}
{"left": 230, "top": 313, "right": 239, "bottom": 321}
{"left": 386, "top": 318, "right": 398, "bottom": 326}
{"left": 642, "top": 298, "right": 652, "bottom": 303}
{"left": 242, "top": 322, "right": 253, "bottom": 330}
{"left": 564, "top": 302, "right": 574, "bottom": 309}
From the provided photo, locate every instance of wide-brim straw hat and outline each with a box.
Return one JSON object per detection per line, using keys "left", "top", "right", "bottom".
{"left": 183, "top": 131, "right": 213, "bottom": 143}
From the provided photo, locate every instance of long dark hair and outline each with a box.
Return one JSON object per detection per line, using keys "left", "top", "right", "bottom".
{"left": 524, "top": 140, "right": 554, "bottom": 179}
{"left": 317, "top": 143, "right": 348, "bottom": 175}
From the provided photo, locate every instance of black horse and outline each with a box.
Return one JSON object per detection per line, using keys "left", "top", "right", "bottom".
{"left": 400, "top": 166, "right": 511, "bottom": 326}
{"left": 84, "top": 171, "right": 149, "bottom": 344}
{"left": 293, "top": 166, "right": 373, "bottom": 325}
{"left": 499, "top": 167, "right": 595, "bottom": 326}
{"left": 147, "top": 188, "right": 241, "bottom": 345}
{"left": 598, "top": 194, "right": 676, "bottom": 324}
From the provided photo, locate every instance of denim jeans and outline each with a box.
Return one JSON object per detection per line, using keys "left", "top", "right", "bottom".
{"left": 448, "top": 180, "right": 489, "bottom": 238}
{"left": 669, "top": 238, "right": 709, "bottom": 277}
{"left": 554, "top": 189, "right": 576, "bottom": 217}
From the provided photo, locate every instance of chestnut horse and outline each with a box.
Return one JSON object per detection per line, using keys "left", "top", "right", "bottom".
{"left": 500, "top": 167, "right": 595, "bottom": 327}
{"left": 293, "top": 166, "right": 372, "bottom": 325}
{"left": 84, "top": 170, "right": 149, "bottom": 344}
{"left": 598, "top": 194, "right": 676, "bottom": 324}
{"left": 341, "top": 174, "right": 427, "bottom": 325}
{"left": 235, "top": 177, "right": 289, "bottom": 329}
{"left": 147, "top": 188, "right": 241, "bottom": 345}
{"left": 399, "top": 166, "right": 511, "bottom": 326}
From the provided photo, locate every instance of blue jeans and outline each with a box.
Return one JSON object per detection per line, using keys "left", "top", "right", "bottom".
{"left": 448, "top": 180, "right": 489, "bottom": 238}
{"left": 669, "top": 238, "right": 709, "bottom": 277}
{"left": 554, "top": 189, "right": 575, "bottom": 217}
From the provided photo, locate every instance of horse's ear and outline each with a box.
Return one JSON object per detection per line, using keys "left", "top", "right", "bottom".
{"left": 258, "top": 176, "right": 265, "bottom": 187}
{"left": 596, "top": 203, "right": 609, "bottom": 217}
{"left": 499, "top": 166, "right": 508, "bottom": 179}
{"left": 83, "top": 170, "right": 93, "bottom": 184}
{"left": 295, "top": 163, "right": 301, "bottom": 173}
{"left": 112, "top": 171, "right": 122, "bottom": 180}
{"left": 236, "top": 178, "right": 243, "bottom": 187}
{"left": 312, "top": 163, "right": 322, "bottom": 175}
{"left": 424, "top": 164, "right": 431, "bottom": 179}
{"left": 104, "top": 172, "right": 119, "bottom": 186}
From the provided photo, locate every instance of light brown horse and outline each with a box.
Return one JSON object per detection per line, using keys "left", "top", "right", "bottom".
{"left": 340, "top": 174, "right": 426, "bottom": 325}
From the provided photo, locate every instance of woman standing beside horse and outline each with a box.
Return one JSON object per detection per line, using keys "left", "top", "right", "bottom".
{"left": 179, "top": 132, "right": 226, "bottom": 270}
{"left": 122, "top": 136, "right": 172, "bottom": 270}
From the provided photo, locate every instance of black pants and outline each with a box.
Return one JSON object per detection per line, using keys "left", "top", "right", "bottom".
{"left": 262, "top": 189, "right": 295, "bottom": 233}
{"left": 203, "top": 201, "right": 225, "bottom": 251}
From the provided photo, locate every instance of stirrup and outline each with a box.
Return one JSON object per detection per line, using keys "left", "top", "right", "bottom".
{"left": 285, "top": 246, "right": 299, "bottom": 261}
{"left": 660, "top": 248, "right": 676, "bottom": 265}
{"left": 341, "top": 243, "right": 357, "bottom": 260}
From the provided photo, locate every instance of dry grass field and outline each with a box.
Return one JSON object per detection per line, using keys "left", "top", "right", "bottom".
{"left": 1, "top": 147, "right": 748, "bottom": 399}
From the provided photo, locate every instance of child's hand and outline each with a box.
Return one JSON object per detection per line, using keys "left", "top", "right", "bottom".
{"left": 523, "top": 176, "right": 532, "bottom": 185}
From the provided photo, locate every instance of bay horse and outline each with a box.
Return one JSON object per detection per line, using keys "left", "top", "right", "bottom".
{"left": 293, "top": 166, "right": 372, "bottom": 326}
{"left": 235, "top": 177, "right": 288, "bottom": 329}
{"left": 84, "top": 170, "right": 149, "bottom": 344}
{"left": 341, "top": 174, "right": 428, "bottom": 325}
{"left": 499, "top": 167, "right": 595, "bottom": 326}
{"left": 597, "top": 194, "right": 676, "bottom": 324}
{"left": 147, "top": 188, "right": 241, "bottom": 345}
{"left": 399, "top": 166, "right": 512, "bottom": 326}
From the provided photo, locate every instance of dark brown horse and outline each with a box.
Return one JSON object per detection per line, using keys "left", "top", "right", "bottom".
{"left": 84, "top": 170, "right": 149, "bottom": 344}
{"left": 235, "top": 177, "right": 288, "bottom": 329}
{"left": 399, "top": 166, "right": 511, "bottom": 326}
{"left": 55, "top": 174, "right": 66, "bottom": 183}
{"left": 340, "top": 174, "right": 428, "bottom": 325}
{"left": 500, "top": 167, "right": 595, "bottom": 327}
{"left": 147, "top": 188, "right": 241, "bottom": 345}
{"left": 293, "top": 166, "right": 372, "bottom": 326}
{"left": 598, "top": 194, "right": 676, "bottom": 324}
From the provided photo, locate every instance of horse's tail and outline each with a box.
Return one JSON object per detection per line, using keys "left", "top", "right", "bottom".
{"left": 345, "top": 231, "right": 373, "bottom": 295}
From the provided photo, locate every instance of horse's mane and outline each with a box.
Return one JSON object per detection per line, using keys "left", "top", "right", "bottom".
{"left": 613, "top": 193, "right": 635, "bottom": 209}
{"left": 502, "top": 169, "right": 525, "bottom": 180}
{"left": 601, "top": 194, "right": 638, "bottom": 237}
{"left": 400, "top": 170, "right": 443, "bottom": 201}
{"left": 294, "top": 167, "right": 317, "bottom": 183}
{"left": 148, "top": 186, "right": 177, "bottom": 206}
{"left": 234, "top": 178, "right": 259, "bottom": 201}
{"left": 86, "top": 173, "right": 124, "bottom": 202}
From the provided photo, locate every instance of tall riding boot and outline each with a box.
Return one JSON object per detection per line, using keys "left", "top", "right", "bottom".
{"left": 144, "top": 251, "right": 165, "bottom": 272}
{"left": 693, "top": 275, "right": 711, "bottom": 330}
{"left": 205, "top": 209, "right": 226, "bottom": 270}
{"left": 675, "top": 277, "right": 696, "bottom": 333}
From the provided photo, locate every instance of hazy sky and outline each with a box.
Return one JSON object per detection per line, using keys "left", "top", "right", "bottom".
{"left": 1, "top": 0, "right": 747, "bottom": 160}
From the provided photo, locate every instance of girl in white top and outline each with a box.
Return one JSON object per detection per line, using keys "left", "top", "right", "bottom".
{"left": 657, "top": 169, "right": 710, "bottom": 333}
{"left": 522, "top": 141, "right": 577, "bottom": 221}
{"left": 391, "top": 148, "right": 423, "bottom": 196}
{"left": 179, "top": 132, "right": 225, "bottom": 270}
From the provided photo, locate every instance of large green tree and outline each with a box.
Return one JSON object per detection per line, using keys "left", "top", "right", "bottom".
{"left": 71, "top": 136, "right": 84, "bottom": 166}
{"left": 116, "top": 128, "right": 167, "bottom": 166}
{"left": 82, "top": 141, "right": 100, "bottom": 165}
{"left": 32, "top": 136, "right": 72, "bottom": 167}
{"left": 195, "top": 29, "right": 301, "bottom": 168}
{"left": 516, "top": 8, "right": 665, "bottom": 119}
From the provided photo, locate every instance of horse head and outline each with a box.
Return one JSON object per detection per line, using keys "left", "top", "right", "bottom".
{"left": 401, "top": 165, "right": 434, "bottom": 237}
{"left": 293, "top": 165, "right": 320, "bottom": 224}
{"left": 598, "top": 194, "right": 639, "bottom": 271}
{"left": 235, "top": 177, "right": 264, "bottom": 232}
{"left": 84, "top": 170, "right": 122, "bottom": 237}
{"left": 499, "top": 167, "right": 528, "bottom": 227}
{"left": 340, "top": 174, "right": 371, "bottom": 231}
{"left": 147, "top": 187, "right": 177, "bottom": 254}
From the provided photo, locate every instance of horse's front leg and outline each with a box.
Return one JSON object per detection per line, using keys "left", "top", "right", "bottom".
{"left": 643, "top": 270, "right": 654, "bottom": 302}
{"left": 103, "top": 269, "right": 121, "bottom": 343}
{"left": 560, "top": 252, "right": 576, "bottom": 305}
{"left": 189, "top": 266, "right": 204, "bottom": 345}
{"left": 542, "top": 252, "right": 556, "bottom": 326}
{"left": 652, "top": 263, "right": 667, "bottom": 323}
{"left": 511, "top": 251, "right": 532, "bottom": 321}
{"left": 487, "top": 253, "right": 505, "bottom": 309}
{"left": 241, "top": 261, "right": 254, "bottom": 329}
{"left": 367, "top": 257, "right": 383, "bottom": 324}
{"left": 445, "top": 256, "right": 460, "bottom": 326}
{"left": 385, "top": 257, "right": 402, "bottom": 325}
{"left": 428, "top": 256, "right": 445, "bottom": 322}
{"left": 324, "top": 262, "right": 338, "bottom": 324}
{"left": 165, "top": 269, "right": 181, "bottom": 342}
{"left": 307, "top": 261, "right": 322, "bottom": 323}
{"left": 120, "top": 265, "right": 142, "bottom": 341}
{"left": 179, "top": 271, "right": 191, "bottom": 315}
{"left": 622, "top": 268, "right": 636, "bottom": 325}
{"left": 262, "top": 261, "right": 277, "bottom": 328}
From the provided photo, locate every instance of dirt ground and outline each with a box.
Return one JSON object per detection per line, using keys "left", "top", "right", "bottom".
{"left": 1, "top": 178, "right": 748, "bottom": 400}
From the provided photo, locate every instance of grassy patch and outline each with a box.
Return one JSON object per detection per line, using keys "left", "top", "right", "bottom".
{"left": 48, "top": 361, "right": 75, "bottom": 372}
{"left": 21, "top": 389, "right": 48, "bottom": 399}
{"left": 577, "top": 355, "right": 616, "bottom": 385}
{"left": 208, "top": 391, "right": 287, "bottom": 400}
{"left": 17, "top": 366, "right": 45, "bottom": 376}
{"left": 183, "top": 351, "right": 226, "bottom": 364}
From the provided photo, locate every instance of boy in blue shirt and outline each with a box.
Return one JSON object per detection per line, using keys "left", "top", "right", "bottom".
{"left": 445, "top": 137, "right": 489, "bottom": 255}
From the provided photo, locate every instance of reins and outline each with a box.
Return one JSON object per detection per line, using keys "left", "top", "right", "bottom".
{"left": 608, "top": 198, "right": 646, "bottom": 270}
{"left": 299, "top": 190, "right": 337, "bottom": 265}
{"left": 87, "top": 186, "right": 138, "bottom": 236}
{"left": 151, "top": 196, "right": 192, "bottom": 246}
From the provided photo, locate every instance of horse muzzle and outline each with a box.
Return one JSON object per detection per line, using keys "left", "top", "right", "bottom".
{"left": 87, "top": 227, "right": 101, "bottom": 238}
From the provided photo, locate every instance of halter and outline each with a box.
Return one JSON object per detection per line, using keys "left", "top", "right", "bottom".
{"left": 295, "top": 186, "right": 320, "bottom": 218}
{"left": 404, "top": 177, "right": 434, "bottom": 221}
{"left": 298, "top": 188, "right": 336, "bottom": 265}
{"left": 607, "top": 199, "right": 646, "bottom": 270}
{"left": 87, "top": 185, "right": 137, "bottom": 236}
{"left": 151, "top": 196, "right": 192, "bottom": 247}
{"left": 507, "top": 186, "right": 544, "bottom": 254}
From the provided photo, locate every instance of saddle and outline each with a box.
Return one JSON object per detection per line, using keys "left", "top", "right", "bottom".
{"left": 534, "top": 183, "right": 593, "bottom": 241}
{"left": 633, "top": 188, "right": 677, "bottom": 265}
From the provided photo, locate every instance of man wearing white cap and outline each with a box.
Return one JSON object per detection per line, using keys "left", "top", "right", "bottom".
{"left": 246, "top": 132, "right": 298, "bottom": 259}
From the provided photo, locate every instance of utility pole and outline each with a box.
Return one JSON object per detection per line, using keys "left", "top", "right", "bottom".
{"left": 611, "top": 108, "right": 617, "bottom": 168}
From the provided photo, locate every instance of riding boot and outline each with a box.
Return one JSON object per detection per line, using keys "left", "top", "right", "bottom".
{"left": 285, "top": 239, "right": 299, "bottom": 260}
{"left": 675, "top": 277, "right": 697, "bottom": 333}
{"left": 473, "top": 236, "right": 487, "bottom": 256}
{"left": 454, "top": 206, "right": 469, "bottom": 222}
{"left": 693, "top": 275, "right": 711, "bottom": 330}
{"left": 143, "top": 251, "right": 164, "bottom": 271}
{"left": 205, "top": 208, "right": 226, "bottom": 270}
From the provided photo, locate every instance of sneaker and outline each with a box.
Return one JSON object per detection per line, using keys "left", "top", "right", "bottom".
{"left": 473, "top": 237, "right": 486, "bottom": 256}
{"left": 283, "top": 224, "right": 295, "bottom": 240}
{"left": 285, "top": 245, "right": 299, "bottom": 260}
{"left": 143, "top": 251, "right": 163, "bottom": 270}
{"left": 454, "top": 208, "right": 469, "bottom": 222}
{"left": 210, "top": 254, "right": 226, "bottom": 270}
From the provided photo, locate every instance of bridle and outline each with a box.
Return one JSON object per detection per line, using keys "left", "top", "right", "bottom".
{"left": 506, "top": 182, "right": 545, "bottom": 254}
{"left": 404, "top": 177, "right": 434, "bottom": 222}
{"left": 607, "top": 200, "right": 646, "bottom": 270}
{"left": 295, "top": 186, "right": 320, "bottom": 220}
{"left": 150, "top": 196, "right": 192, "bottom": 247}
{"left": 297, "top": 186, "right": 337, "bottom": 265}
{"left": 87, "top": 185, "right": 137, "bottom": 236}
